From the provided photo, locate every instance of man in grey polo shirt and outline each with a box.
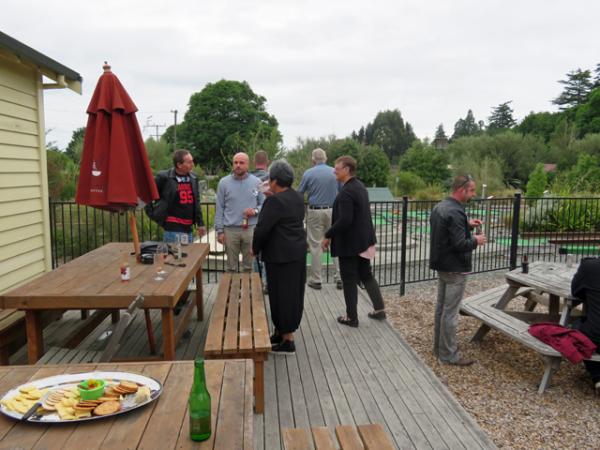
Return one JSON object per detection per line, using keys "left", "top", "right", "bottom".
{"left": 297, "top": 148, "right": 341, "bottom": 290}
{"left": 216, "top": 152, "right": 265, "bottom": 272}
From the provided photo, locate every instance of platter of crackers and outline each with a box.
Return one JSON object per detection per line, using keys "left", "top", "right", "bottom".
{"left": 0, "top": 371, "right": 162, "bottom": 423}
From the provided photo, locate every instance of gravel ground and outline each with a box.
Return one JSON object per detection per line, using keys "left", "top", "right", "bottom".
{"left": 383, "top": 272, "right": 600, "bottom": 450}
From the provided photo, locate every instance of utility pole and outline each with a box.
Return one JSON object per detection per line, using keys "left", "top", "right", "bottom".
{"left": 143, "top": 119, "right": 166, "bottom": 141}
{"left": 170, "top": 109, "right": 178, "bottom": 150}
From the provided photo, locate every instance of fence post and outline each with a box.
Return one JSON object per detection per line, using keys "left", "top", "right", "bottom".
{"left": 400, "top": 196, "right": 408, "bottom": 296}
{"left": 509, "top": 193, "right": 522, "bottom": 270}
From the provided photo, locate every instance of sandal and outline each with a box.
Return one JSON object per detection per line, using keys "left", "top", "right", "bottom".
{"left": 337, "top": 316, "right": 359, "bottom": 328}
{"left": 368, "top": 310, "right": 386, "bottom": 320}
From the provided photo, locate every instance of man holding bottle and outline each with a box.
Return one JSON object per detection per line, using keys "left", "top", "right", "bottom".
{"left": 215, "top": 152, "right": 265, "bottom": 272}
{"left": 429, "top": 175, "right": 486, "bottom": 366}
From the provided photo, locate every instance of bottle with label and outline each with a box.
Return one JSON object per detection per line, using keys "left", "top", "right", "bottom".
{"left": 521, "top": 254, "right": 529, "bottom": 274}
{"left": 176, "top": 235, "right": 182, "bottom": 260}
{"left": 120, "top": 259, "right": 130, "bottom": 282}
{"left": 189, "top": 358, "right": 211, "bottom": 442}
{"left": 242, "top": 217, "right": 249, "bottom": 230}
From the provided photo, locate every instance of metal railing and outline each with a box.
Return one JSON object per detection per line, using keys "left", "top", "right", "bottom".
{"left": 49, "top": 195, "right": 600, "bottom": 292}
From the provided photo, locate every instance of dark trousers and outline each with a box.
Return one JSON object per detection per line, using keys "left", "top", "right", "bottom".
{"left": 574, "top": 319, "right": 600, "bottom": 382}
{"left": 338, "top": 256, "right": 385, "bottom": 321}
{"left": 265, "top": 259, "right": 306, "bottom": 334}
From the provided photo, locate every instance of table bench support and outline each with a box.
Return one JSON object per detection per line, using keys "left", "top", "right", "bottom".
{"left": 255, "top": 358, "right": 265, "bottom": 414}
{"left": 25, "top": 311, "right": 43, "bottom": 364}
{"left": 539, "top": 356, "right": 562, "bottom": 394}
{"left": 471, "top": 285, "right": 519, "bottom": 342}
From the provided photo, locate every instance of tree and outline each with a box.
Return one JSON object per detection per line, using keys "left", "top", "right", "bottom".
{"left": 451, "top": 109, "right": 484, "bottom": 140}
{"left": 47, "top": 147, "right": 77, "bottom": 200}
{"left": 434, "top": 124, "right": 447, "bottom": 140}
{"left": 399, "top": 141, "right": 450, "bottom": 184}
{"left": 525, "top": 163, "right": 548, "bottom": 198}
{"left": 516, "top": 111, "right": 562, "bottom": 142}
{"left": 178, "top": 80, "right": 282, "bottom": 172}
{"left": 488, "top": 101, "right": 516, "bottom": 132}
{"left": 594, "top": 63, "right": 600, "bottom": 88}
{"left": 574, "top": 87, "right": 600, "bottom": 137}
{"left": 564, "top": 153, "right": 600, "bottom": 193}
{"left": 361, "top": 109, "right": 416, "bottom": 162}
{"left": 145, "top": 138, "right": 172, "bottom": 172}
{"left": 552, "top": 69, "right": 594, "bottom": 110}
{"left": 65, "top": 127, "right": 85, "bottom": 163}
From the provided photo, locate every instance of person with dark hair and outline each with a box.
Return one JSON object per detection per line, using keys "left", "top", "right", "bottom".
{"left": 430, "top": 174, "right": 486, "bottom": 366}
{"left": 151, "top": 149, "right": 205, "bottom": 244}
{"left": 322, "top": 155, "right": 386, "bottom": 328}
{"left": 571, "top": 256, "right": 600, "bottom": 393}
{"left": 252, "top": 160, "right": 307, "bottom": 354}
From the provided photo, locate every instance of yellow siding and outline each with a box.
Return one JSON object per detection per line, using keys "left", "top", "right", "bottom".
{"left": 0, "top": 54, "right": 50, "bottom": 293}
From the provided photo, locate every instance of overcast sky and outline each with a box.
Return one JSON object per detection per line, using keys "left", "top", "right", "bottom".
{"left": 3, "top": 0, "right": 600, "bottom": 151}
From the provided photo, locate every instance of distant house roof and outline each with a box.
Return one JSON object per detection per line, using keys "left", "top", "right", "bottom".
{"left": 543, "top": 164, "right": 557, "bottom": 173}
{"left": 0, "top": 31, "right": 81, "bottom": 93}
{"left": 367, "top": 187, "right": 395, "bottom": 202}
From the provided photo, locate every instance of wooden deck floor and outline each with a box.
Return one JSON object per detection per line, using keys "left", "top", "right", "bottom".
{"left": 8, "top": 283, "right": 496, "bottom": 449}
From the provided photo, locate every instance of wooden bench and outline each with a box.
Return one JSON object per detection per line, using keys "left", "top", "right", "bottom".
{"left": 461, "top": 285, "right": 600, "bottom": 393}
{"left": 204, "top": 273, "right": 270, "bottom": 413}
{"left": 0, "top": 309, "right": 64, "bottom": 365}
{"left": 37, "top": 294, "right": 150, "bottom": 365}
{"left": 282, "top": 424, "right": 395, "bottom": 450}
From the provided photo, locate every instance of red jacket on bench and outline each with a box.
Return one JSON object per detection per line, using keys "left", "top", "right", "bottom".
{"left": 528, "top": 323, "right": 596, "bottom": 364}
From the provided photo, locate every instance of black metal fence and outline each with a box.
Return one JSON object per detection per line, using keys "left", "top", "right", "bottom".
{"left": 49, "top": 195, "right": 600, "bottom": 292}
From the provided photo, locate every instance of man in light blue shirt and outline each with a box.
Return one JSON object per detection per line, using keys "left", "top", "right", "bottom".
{"left": 216, "top": 152, "right": 265, "bottom": 272}
{"left": 297, "top": 148, "right": 341, "bottom": 290}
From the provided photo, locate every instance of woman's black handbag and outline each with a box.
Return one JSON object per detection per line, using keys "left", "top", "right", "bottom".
{"left": 139, "top": 241, "right": 173, "bottom": 264}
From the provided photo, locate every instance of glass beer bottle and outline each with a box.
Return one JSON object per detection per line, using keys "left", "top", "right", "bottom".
{"left": 189, "top": 358, "right": 211, "bottom": 441}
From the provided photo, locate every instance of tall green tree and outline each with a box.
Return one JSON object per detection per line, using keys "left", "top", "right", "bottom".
{"left": 516, "top": 111, "right": 562, "bottom": 142}
{"left": 361, "top": 109, "right": 416, "bottom": 162}
{"left": 145, "top": 138, "right": 172, "bottom": 172}
{"left": 399, "top": 141, "right": 450, "bottom": 184}
{"left": 47, "top": 146, "right": 78, "bottom": 200}
{"left": 65, "top": 127, "right": 85, "bottom": 163}
{"left": 434, "top": 124, "right": 447, "bottom": 140}
{"left": 488, "top": 101, "right": 516, "bottom": 132}
{"left": 552, "top": 68, "right": 594, "bottom": 110}
{"left": 178, "top": 80, "right": 281, "bottom": 172}
{"left": 525, "top": 163, "right": 548, "bottom": 198}
{"left": 451, "top": 109, "right": 484, "bottom": 140}
{"left": 574, "top": 87, "right": 600, "bottom": 137}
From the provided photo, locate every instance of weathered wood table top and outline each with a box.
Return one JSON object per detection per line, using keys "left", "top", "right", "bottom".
{"left": 505, "top": 260, "right": 578, "bottom": 300}
{"left": 1, "top": 242, "right": 209, "bottom": 310}
{"left": 0, "top": 242, "right": 210, "bottom": 363}
{"left": 0, "top": 359, "right": 253, "bottom": 449}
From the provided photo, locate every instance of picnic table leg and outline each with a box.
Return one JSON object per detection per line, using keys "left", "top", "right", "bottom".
{"left": 539, "top": 356, "right": 561, "bottom": 394}
{"left": 472, "top": 285, "right": 520, "bottom": 342}
{"left": 145, "top": 309, "right": 157, "bottom": 354}
{"left": 196, "top": 266, "right": 204, "bottom": 321}
{"left": 111, "top": 310, "right": 120, "bottom": 324}
{"left": 161, "top": 308, "right": 176, "bottom": 360}
{"left": 25, "top": 310, "right": 44, "bottom": 364}
{"left": 254, "top": 359, "right": 264, "bottom": 414}
{"left": 549, "top": 294, "right": 560, "bottom": 316}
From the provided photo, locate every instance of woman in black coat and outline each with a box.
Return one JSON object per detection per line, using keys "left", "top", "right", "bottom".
{"left": 252, "top": 160, "right": 307, "bottom": 354}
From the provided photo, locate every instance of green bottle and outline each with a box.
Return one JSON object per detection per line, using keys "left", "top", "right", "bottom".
{"left": 189, "top": 358, "right": 211, "bottom": 441}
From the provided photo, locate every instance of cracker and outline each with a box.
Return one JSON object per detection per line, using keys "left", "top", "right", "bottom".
{"left": 93, "top": 400, "right": 120, "bottom": 416}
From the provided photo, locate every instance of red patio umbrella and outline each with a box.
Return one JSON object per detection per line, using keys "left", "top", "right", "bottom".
{"left": 76, "top": 62, "right": 159, "bottom": 259}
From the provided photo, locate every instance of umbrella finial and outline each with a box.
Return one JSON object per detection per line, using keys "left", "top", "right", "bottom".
{"left": 103, "top": 61, "right": 111, "bottom": 73}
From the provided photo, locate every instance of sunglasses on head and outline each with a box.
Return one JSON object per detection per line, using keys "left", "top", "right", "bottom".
{"left": 459, "top": 174, "right": 474, "bottom": 188}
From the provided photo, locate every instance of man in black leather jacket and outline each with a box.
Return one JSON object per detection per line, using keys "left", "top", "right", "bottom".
{"left": 430, "top": 175, "right": 486, "bottom": 366}
{"left": 151, "top": 149, "right": 205, "bottom": 244}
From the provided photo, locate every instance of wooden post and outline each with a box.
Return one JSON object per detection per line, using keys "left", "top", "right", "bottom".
{"left": 129, "top": 211, "right": 141, "bottom": 262}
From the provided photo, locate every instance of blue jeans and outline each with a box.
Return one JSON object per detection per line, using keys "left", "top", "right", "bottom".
{"left": 163, "top": 230, "right": 193, "bottom": 245}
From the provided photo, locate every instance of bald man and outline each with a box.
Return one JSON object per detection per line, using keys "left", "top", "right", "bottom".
{"left": 215, "top": 152, "right": 265, "bottom": 272}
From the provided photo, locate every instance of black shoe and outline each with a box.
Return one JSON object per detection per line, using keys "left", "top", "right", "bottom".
{"left": 272, "top": 340, "right": 295, "bottom": 354}
{"left": 367, "top": 310, "right": 386, "bottom": 320}
{"left": 307, "top": 282, "right": 322, "bottom": 290}
{"left": 270, "top": 333, "right": 283, "bottom": 345}
{"left": 336, "top": 280, "right": 343, "bottom": 290}
{"left": 337, "top": 316, "right": 359, "bottom": 328}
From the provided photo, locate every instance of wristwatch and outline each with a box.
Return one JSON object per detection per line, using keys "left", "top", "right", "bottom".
{"left": 254, "top": 208, "right": 259, "bottom": 215}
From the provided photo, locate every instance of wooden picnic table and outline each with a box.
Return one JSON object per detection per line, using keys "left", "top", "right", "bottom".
{"left": 0, "top": 242, "right": 209, "bottom": 364}
{"left": 472, "top": 260, "right": 578, "bottom": 342}
{"left": 0, "top": 359, "right": 253, "bottom": 449}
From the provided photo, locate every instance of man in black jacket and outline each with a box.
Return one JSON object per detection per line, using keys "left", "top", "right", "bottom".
{"left": 323, "top": 155, "right": 385, "bottom": 328}
{"left": 430, "top": 175, "right": 485, "bottom": 366}
{"left": 152, "top": 149, "right": 205, "bottom": 244}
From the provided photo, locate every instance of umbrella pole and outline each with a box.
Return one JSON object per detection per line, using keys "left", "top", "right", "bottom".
{"left": 128, "top": 211, "right": 141, "bottom": 262}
